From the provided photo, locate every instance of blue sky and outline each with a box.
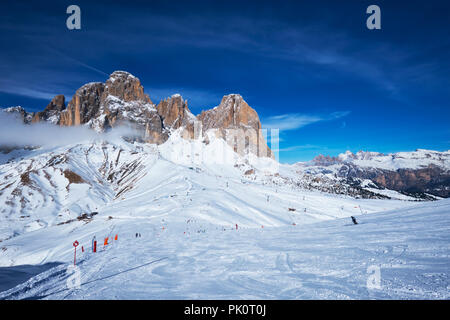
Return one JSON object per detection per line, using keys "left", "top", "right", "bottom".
{"left": 0, "top": 0, "right": 449, "bottom": 163}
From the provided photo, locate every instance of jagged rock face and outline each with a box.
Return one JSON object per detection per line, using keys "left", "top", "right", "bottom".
{"left": 157, "top": 94, "right": 197, "bottom": 139}
{"left": 198, "top": 94, "right": 273, "bottom": 158}
{"left": 60, "top": 82, "right": 104, "bottom": 126}
{"left": 32, "top": 95, "right": 65, "bottom": 124}
{"left": 2, "top": 72, "right": 273, "bottom": 156}
{"left": 337, "top": 164, "right": 450, "bottom": 198}
{"left": 97, "top": 72, "right": 166, "bottom": 143}
{"left": 199, "top": 94, "right": 260, "bottom": 131}
{"left": 373, "top": 166, "right": 449, "bottom": 198}
{"left": 144, "top": 113, "right": 168, "bottom": 144}
{"left": 102, "top": 71, "right": 151, "bottom": 104}
{"left": 56, "top": 72, "right": 167, "bottom": 144}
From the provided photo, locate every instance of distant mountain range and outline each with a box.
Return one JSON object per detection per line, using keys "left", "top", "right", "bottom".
{"left": 294, "top": 149, "right": 450, "bottom": 199}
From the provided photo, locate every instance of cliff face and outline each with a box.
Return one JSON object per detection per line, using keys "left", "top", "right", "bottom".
{"left": 57, "top": 72, "right": 166, "bottom": 144}
{"left": 32, "top": 95, "right": 66, "bottom": 124}
{"left": 60, "top": 83, "right": 104, "bottom": 127}
{"left": 198, "top": 94, "right": 273, "bottom": 158}
{"left": 3, "top": 71, "right": 274, "bottom": 157}
{"left": 156, "top": 94, "right": 197, "bottom": 139}
{"left": 102, "top": 71, "right": 151, "bottom": 103}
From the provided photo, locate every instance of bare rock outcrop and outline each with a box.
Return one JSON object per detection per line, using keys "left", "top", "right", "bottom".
{"left": 32, "top": 95, "right": 66, "bottom": 124}
{"left": 102, "top": 71, "right": 151, "bottom": 103}
{"left": 57, "top": 72, "right": 167, "bottom": 144}
{"left": 157, "top": 94, "right": 197, "bottom": 139}
{"left": 198, "top": 94, "right": 273, "bottom": 158}
{"left": 59, "top": 82, "right": 104, "bottom": 127}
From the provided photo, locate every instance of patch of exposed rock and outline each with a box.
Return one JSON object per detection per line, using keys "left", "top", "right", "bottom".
{"left": 198, "top": 94, "right": 273, "bottom": 158}
{"left": 32, "top": 95, "right": 66, "bottom": 124}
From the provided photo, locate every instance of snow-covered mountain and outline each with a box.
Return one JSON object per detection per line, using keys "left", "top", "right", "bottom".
{"left": 1, "top": 70, "right": 449, "bottom": 299}
{"left": 294, "top": 150, "right": 450, "bottom": 200}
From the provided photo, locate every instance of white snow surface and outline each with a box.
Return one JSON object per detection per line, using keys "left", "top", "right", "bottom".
{"left": 0, "top": 198, "right": 448, "bottom": 300}
{"left": 0, "top": 134, "right": 449, "bottom": 299}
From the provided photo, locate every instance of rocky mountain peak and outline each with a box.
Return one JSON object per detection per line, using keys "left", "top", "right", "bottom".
{"left": 199, "top": 94, "right": 260, "bottom": 131}
{"left": 2, "top": 72, "right": 274, "bottom": 158}
{"left": 103, "top": 71, "right": 151, "bottom": 104}
{"left": 46, "top": 95, "right": 66, "bottom": 112}
{"left": 198, "top": 94, "right": 273, "bottom": 158}
{"left": 32, "top": 95, "right": 66, "bottom": 124}
{"left": 157, "top": 94, "right": 195, "bottom": 130}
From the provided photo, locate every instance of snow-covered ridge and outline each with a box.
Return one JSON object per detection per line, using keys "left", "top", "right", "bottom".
{"left": 306, "top": 149, "right": 450, "bottom": 171}
{"left": 293, "top": 149, "right": 450, "bottom": 199}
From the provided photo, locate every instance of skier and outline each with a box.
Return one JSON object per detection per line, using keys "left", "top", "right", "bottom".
{"left": 351, "top": 216, "right": 358, "bottom": 225}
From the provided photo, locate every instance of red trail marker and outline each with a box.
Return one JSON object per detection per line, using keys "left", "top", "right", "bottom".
{"left": 92, "top": 236, "right": 97, "bottom": 253}
{"left": 73, "top": 240, "right": 79, "bottom": 265}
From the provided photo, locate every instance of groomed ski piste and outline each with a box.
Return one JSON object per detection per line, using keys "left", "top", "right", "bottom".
{"left": 0, "top": 132, "right": 449, "bottom": 299}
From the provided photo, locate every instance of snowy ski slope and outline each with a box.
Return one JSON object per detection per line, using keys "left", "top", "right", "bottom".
{"left": 0, "top": 133, "right": 448, "bottom": 299}
{"left": 0, "top": 199, "right": 448, "bottom": 299}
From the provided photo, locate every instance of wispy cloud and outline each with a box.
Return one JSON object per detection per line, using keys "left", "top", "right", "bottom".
{"left": 48, "top": 48, "right": 109, "bottom": 77}
{"left": 273, "top": 144, "right": 322, "bottom": 153}
{"left": 0, "top": 81, "right": 58, "bottom": 101}
{"left": 263, "top": 111, "right": 350, "bottom": 131}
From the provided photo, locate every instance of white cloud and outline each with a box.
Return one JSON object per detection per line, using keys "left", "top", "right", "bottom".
{"left": 272, "top": 144, "right": 322, "bottom": 153}
{"left": 263, "top": 111, "right": 350, "bottom": 131}
{"left": 0, "top": 112, "right": 138, "bottom": 148}
{"left": 0, "top": 81, "right": 59, "bottom": 101}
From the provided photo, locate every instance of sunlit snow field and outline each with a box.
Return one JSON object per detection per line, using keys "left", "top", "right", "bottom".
{"left": 0, "top": 135, "right": 448, "bottom": 299}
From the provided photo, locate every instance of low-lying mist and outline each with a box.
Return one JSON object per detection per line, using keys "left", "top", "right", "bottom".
{"left": 0, "top": 112, "right": 140, "bottom": 148}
